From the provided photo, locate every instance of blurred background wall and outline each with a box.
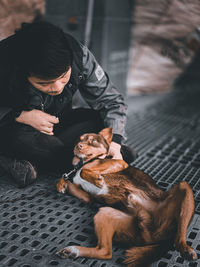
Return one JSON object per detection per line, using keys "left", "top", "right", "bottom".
{"left": 0, "top": 0, "right": 45, "bottom": 39}
{"left": 0, "top": 0, "right": 200, "bottom": 96}
{"left": 45, "top": 0, "right": 134, "bottom": 96}
{"left": 127, "top": 0, "right": 200, "bottom": 95}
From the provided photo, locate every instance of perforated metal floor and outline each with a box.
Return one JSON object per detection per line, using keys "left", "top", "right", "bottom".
{"left": 127, "top": 116, "right": 200, "bottom": 214}
{"left": 0, "top": 174, "right": 200, "bottom": 267}
{"left": 1, "top": 85, "right": 200, "bottom": 266}
{"left": 0, "top": 177, "right": 126, "bottom": 267}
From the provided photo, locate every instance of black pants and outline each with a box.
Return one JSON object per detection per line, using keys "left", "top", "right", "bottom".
{"left": 5, "top": 109, "right": 104, "bottom": 173}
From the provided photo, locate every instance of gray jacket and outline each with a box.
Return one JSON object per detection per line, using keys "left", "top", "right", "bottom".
{"left": 0, "top": 33, "right": 127, "bottom": 142}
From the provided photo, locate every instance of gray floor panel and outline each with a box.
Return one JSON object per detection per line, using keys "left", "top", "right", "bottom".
{"left": 0, "top": 174, "right": 200, "bottom": 267}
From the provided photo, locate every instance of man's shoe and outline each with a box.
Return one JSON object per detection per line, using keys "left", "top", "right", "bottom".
{"left": 120, "top": 145, "right": 138, "bottom": 164}
{"left": 0, "top": 155, "right": 37, "bottom": 187}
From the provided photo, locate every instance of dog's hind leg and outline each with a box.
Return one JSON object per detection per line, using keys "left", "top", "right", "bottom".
{"left": 173, "top": 181, "right": 197, "bottom": 260}
{"left": 160, "top": 181, "right": 197, "bottom": 260}
{"left": 57, "top": 207, "right": 134, "bottom": 260}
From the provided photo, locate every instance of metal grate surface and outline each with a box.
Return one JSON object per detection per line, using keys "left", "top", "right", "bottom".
{"left": 0, "top": 178, "right": 125, "bottom": 267}
{"left": 0, "top": 175, "right": 200, "bottom": 267}
{"left": 151, "top": 214, "right": 200, "bottom": 267}
{"left": 131, "top": 135, "right": 200, "bottom": 214}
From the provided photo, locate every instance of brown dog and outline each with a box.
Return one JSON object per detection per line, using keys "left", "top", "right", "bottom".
{"left": 56, "top": 128, "right": 197, "bottom": 266}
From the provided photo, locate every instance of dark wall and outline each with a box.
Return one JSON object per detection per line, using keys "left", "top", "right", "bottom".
{"left": 45, "top": 0, "right": 134, "bottom": 95}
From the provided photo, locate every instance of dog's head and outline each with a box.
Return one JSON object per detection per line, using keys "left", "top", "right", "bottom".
{"left": 73, "top": 127, "right": 113, "bottom": 165}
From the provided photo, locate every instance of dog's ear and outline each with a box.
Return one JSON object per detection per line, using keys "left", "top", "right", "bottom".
{"left": 99, "top": 128, "right": 113, "bottom": 146}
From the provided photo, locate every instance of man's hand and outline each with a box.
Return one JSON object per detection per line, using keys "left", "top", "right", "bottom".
{"left": 16, "top": 109, "right": 59, "bottom": 135}
{"left": 108, "top": 141, "right": 123, "bottom": 160}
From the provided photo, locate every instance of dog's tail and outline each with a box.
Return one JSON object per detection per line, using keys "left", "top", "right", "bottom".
{"left": 124, "top": 241, "right": 172, "bottom": 267}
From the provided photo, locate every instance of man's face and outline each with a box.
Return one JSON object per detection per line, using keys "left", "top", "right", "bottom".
{"left": 28, "top": 67, "right": 71, "bottom": 96}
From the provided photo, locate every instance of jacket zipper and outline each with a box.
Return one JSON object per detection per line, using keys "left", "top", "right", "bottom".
{"left": 41, "top": 103, "right": 44, "bottom": 111}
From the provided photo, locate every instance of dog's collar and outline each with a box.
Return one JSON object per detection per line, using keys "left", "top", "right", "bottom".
{"left": 62, "top": 154, "right": 107, "bottom": 183}
{"left": 62, "top": 158, "right": 84, "bottom": 183}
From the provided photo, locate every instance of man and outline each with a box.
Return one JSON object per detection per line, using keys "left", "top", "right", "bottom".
{"left": 0, "top": 21, "right": 136, "bottom": 187}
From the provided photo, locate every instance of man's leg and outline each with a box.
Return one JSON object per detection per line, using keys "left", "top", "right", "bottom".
{"left": 10, "top": 109, "right": 104, "bottom": 174}
{"left": 0, "top": 108, "right": 137, "bottom": 187}
{"left": 0, "top": 125, "right": 37, "bottom": 187}
{"left": 11, "top": 124, "right": 70, "bottom": 173}
{"left": 55, "top": 108, "right": 103, "bottom": 150}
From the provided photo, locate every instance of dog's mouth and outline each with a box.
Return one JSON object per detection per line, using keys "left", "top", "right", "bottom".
{"left": 73, "top": 151, "right": 107, "bottom": 166}
{"left": 74, "top": 153, "right": 93, "bottom": 159}
{"left": 72, "top": 153, "right": 94, "bottom": 166}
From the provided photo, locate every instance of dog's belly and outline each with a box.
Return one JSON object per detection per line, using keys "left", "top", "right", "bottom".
{"left": 128, "top": 193, "right": 143, "bottom": 205}
{"left": 127, "top": 192, "right": 156, "bottom": 211}
{"left": 73, "top": 170, "right": 108, "bottom": 195}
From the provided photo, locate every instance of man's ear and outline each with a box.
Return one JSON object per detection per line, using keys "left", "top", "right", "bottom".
{"left": 99, "top": 128, "right": 113, "bottom": 146}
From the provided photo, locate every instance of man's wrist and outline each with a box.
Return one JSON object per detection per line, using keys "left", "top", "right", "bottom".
{"left": 109, "top": 141, "right": 123, "bottom": 159}
{"left": 112, "top": 134, "right": 122, "bottom": 145}
{"left": 15, "top": 110, "right": 29, "bottom": 123}
{"left": 14, "top": 110, "right": 22, "bottom": 120}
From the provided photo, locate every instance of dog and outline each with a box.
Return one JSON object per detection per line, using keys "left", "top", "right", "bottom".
{"left": 56, "top": 127, "right": 197, "bottom": 266}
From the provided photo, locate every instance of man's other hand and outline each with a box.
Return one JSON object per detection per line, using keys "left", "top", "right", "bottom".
{"left": 15, "top": 109, "right": 59, "bottom": 135}
{"left": 108, "top": 141, "right": 123, "bottom": 160}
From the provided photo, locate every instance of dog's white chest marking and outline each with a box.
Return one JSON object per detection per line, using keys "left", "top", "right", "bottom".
{"left": 73, "top": 169, "right": 108, "bottom": 195}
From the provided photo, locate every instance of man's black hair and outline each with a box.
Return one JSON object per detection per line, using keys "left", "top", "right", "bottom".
{"left": 14, "top": 21, "right": 72, "bottom": 79}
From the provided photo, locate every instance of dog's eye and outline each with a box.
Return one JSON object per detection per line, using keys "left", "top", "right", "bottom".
{"left": 83, "top": 136, "right": 88, "bottom": 141}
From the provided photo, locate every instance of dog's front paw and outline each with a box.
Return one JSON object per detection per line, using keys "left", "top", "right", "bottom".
{"left": 56, "top": 246, "right": 80, "bottom": 259}
{"left": 56, "top": 178, "right": 68, "bottom": 194}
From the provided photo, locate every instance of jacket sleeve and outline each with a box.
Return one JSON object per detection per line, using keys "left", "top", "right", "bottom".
{"left": 0, "top": 36, "right": 22, "bottom": 127}
{"left": 0, "top": 79, "right": 24, "bottom": 127}
{"left": 0, "top": 75, "right": 16, "bottom": 127}
{"left": 79, "top": 44, "right": 128, "bottom": 142}
{"left": 0, "top": 107, "right": 14, "bottom": 128}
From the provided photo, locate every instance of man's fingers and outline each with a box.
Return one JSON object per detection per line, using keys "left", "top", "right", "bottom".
{"left": 39, "top": 111, "right": 59, "bottom": 124}
{"left": 40, "top": 125, "right": 54, "bottom": 135}
{"left": 112, "top": 153, "right": 123, "bottom": 160}
{"left": 108, "top": 142, "right": 122, "bottom": 160}
{"left": 40, "top": 130, "right": 54, "bottom": 135}
{"left": 47, "top": 115, "right": 59, "bottom": 124}
{"left": 45, "top": 122, "right": 54, "bottom": 128}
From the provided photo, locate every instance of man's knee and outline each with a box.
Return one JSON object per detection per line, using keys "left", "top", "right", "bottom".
{"left": 11, "top": 124, "right": 66, "bottom": 163}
